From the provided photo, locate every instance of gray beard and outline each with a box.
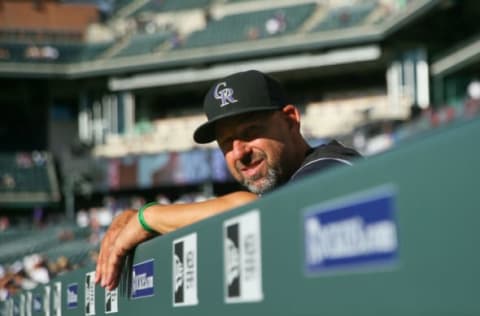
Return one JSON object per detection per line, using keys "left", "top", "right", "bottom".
{"left": 243, "top": 167, "right": 280, "bottom": 195}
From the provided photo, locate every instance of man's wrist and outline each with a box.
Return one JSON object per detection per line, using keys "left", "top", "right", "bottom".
{"left": 137, "top": 202, "right": 158, "bottom": 234}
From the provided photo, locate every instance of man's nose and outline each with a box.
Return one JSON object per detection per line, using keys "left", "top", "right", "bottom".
{"left": 232, "top": 139, "right": 250, "bottom": 160}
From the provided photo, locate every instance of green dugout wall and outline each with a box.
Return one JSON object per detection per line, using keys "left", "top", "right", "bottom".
{"left": 3, "top": 117, "right": 480, "bottom": 316}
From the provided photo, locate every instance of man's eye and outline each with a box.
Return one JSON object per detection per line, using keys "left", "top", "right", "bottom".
{"left": 242, "top": 125, "right": 261, "bottom": 140}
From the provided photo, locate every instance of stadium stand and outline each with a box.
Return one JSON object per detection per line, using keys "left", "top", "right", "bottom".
{"left": 41, "top": 239, "right": 97, "bottom": 267}
{"left": 0, "top": 152, "right": 60, "bottom": 207}
{"left": 178, "top": 2, "right": 316, "bottom": 49}
{"left": 0, "top": 41, "right": 113, "bottom": 63}
{"left": 310, "top": 1, "right": 379, "bottom": 32}
{"left": 111, "top": 31, "right": 172, "bottom": 58}
{"left": 0, "top": 0, "right": 418, "bottom": 64}
{"left": 0, "top": 225, "right": 90, "bottom": 265}
{"left": 110, "top": 0, "right": 138, "bottom": 15}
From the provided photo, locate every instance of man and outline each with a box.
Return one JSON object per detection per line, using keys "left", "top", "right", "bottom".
{"left": 95, "top": 70, "right": 360, "bottom": 290}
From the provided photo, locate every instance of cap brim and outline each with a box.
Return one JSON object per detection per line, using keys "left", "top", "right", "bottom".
{"left": 193, "top": 106, "right": 281, "bottom": 144}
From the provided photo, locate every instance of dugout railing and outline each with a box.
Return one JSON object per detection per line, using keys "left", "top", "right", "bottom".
{"left": 2, "top": 117, "right": 479, "bottom": 316}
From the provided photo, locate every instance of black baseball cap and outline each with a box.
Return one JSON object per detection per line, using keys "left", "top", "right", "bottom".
{"left": 193, "top": 70, "right": 288, "bottom": 144}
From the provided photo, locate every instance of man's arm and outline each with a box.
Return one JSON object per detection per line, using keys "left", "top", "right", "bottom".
{"left": 96, "top": 191, "right": 257, "bottom": 290}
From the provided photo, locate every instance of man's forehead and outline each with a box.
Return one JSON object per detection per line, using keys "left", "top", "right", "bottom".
{"left": 215, "top": 111, "right": 274, "bottom": 138}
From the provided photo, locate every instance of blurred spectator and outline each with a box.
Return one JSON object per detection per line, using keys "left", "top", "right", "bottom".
{"left": 32, "top": 151, "right": 46, "bottom": 166}
{"left": 467, "top": 79, "right": 480, "bottom": 99}
{"left": 247, "top": 27, "right": 260, "bottom": 40}
{"left": 0, "top": 265, "right": 8, "bottom": 300}
{"left": 465, "top": 79, "right": 480, "bottom": 118}
{"left": 169, "top": 30, "right": 183, "bottom": 48}
{"left": 265, "top": 11, "right": 287, "bottom": 35}
{"left": 33, "top": 207, "right": 45, "bottom": 228}
{"left": 0, "top": 48, "right": 10, "bottom": 60}
{"left": 77, "top": 209, "right": 90, "bottom": 227}
{"left": 88, "top": 208, "right": 102, "bottom": 244}
{"left": 1, "top": 173, "right": 15, "bottom": 189}
{"left": 89, "top": 249, "right": 99, "bottom": 264}
{"left": 49, "top": 256, "right": 72, "bottom": 276}
{"left": 41, "top": 46, "right": 59, "bottom": 60}
{"left": 25, "top": 45, "right": 42, "bottom": 59}
{"left": 155, "top": 194, "right": 171, "bottom": 205}
{"left": 23, "top": 254, "right": 50, "bottom": 284}
{"left": 58, "top": 228, "right": 75, "bottom": 241}
{"left": 339, "top": 9, "right": 352, "bottom": 27}
{"left": 0, "top": 216, "right": 10, "bottom": 231}
{"left": 98, "top": 0, "right": 114, "bottom": 22}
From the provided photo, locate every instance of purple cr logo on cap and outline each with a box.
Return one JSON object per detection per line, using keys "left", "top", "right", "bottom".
{"left": 214, "top": 82, "right": 238, "bottom": 107}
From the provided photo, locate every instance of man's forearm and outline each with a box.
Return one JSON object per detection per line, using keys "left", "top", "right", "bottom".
{"left": 142, "top": 191, "right": 257, "bottom": 233}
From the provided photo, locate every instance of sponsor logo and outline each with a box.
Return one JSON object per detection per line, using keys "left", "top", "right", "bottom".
{"left": 26, "top": 292, "right": 32, "bottom": 316}
{"left": 105, "top": 288, "right": 118, "bottom": 314}
{"left": 85, "top": 272, "right": 95, "bottom": 316}
{"left": 43, "top": 286, "right": 51, "bottom": 316}
{"left": 173, "top": 233, "right": 198, "bottom": 307}
{"left": 33, "top": 295, "right": 42, "bottom": 312}
{"left": 5, "top": 298, "right": 14, "bottom": 316}
{"left": 304, "top": 187, "right": 398, "bottom": 274}
{"left": 43, "top": 287, "right": 50, "bottom": 316}
{"left": 12, "top": 299, "right": 19, "bottom": 316}
{"left": 20, "top": 294, "right": 25, "bottom": 316}
{"left": 131, "top": 259, "right": 154, "bottom": 299}
{"left": 66, "top": 284, "right": 78, "bottom": 309}
{"left": 223, "top": 210, "right": 263, "bottom": 303}
{"left": 225, "top": 223, "right": 240, "bottom": 298}
{"left": 53, "top": 282, "right": 61, "bottom": 316}
{"left": 214, "top": 82, "right": 238, "bottom": 107}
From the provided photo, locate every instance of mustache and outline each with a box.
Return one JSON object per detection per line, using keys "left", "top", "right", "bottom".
{"left": 235, "top": 150, "right": 266, "bottom": 171}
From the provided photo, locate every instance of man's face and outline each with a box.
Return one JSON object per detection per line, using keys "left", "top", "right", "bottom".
{"left": 216, "top": 110, "right": 295, "bottom": 194}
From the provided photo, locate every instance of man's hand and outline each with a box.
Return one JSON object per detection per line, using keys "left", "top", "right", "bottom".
{"left": 95, "top": 210, "right": 153, "bottom": 289}
{"left": 101, "top": 213, "right": 155, "bottom": 290}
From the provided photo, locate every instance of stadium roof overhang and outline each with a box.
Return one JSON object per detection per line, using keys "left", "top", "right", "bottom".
{"left": 0, "top": 0, "right": 442, "bottom": 85}
{"left": 431, "top": 35, "right": 480, "bottom": 77}
{"left": 108, "top": 44, "right": 382, "bottom": 91}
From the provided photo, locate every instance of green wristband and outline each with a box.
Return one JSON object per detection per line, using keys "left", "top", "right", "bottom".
{"left": 138, "top": 202, "right": 158, "bottom": 234}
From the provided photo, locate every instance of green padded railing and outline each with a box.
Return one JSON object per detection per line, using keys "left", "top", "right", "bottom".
{"left": 2, "top": 117, "right": 479, "bottom": 316}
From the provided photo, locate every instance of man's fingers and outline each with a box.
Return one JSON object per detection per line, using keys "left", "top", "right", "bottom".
{"left": 95, "top": 238, "right": 108, "bottom": 283}
{"left": 96, "top": 209, "right": 152, "bottom": 290}
{"left": 95, "top": 234, "right": 108, "bottom": 280}
{"left": 104, "top": 243, "right": 128, "bottom": 290}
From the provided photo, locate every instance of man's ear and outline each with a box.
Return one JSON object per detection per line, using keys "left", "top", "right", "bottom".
{"left": 281, "top": 105, "right": 301, "bottom": 130}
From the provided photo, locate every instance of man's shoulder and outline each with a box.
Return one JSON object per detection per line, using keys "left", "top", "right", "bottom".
{"left": 306, "top": 140, "right": 361, "bottom": 164}
{"left": 290, "top": 140, "right": 361, "bottom": 182}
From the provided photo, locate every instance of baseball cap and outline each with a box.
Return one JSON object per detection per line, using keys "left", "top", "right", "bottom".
{"left": 193, "top": 70, "right": 288, "bottom": 144}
